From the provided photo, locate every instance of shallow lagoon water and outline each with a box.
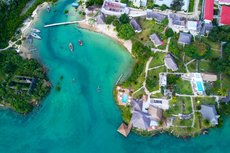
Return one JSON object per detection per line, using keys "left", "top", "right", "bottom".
{"left": 0, "top": 1, "right": 230, "bottom": 153}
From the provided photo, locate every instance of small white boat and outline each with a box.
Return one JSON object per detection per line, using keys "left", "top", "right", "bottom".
{"left": 69, "top": 43, "right": 74, "bottom": 52}
{"left": 31, "top": 32, "right": 41, "bottom": 40}
{"left": 32, "top": 28, "right": 40, "bottom": 33}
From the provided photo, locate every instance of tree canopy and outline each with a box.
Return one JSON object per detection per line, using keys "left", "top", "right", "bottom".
{"left": 117, "top": 24, "right": 135, "bottom": 40}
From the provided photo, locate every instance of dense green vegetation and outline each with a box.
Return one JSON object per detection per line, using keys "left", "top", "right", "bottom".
{"left": 0, "top": 50, "right": 50, "bottom": 114}
{"left": 184, "top": 41, "right": 211, "bottom": 59}
{"left": 170, "top": 0, "right": 184, "bottom": 11}
{"left": 85, "top": 0, "right": 103, "bottom": 8}
{"left": 0, "top": 0, "right": 57, "bottom": 48}
{"left": 188, "top": 0, "right": 195, "bottom": 12}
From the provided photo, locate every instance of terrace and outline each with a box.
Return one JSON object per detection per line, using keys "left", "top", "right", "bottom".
{"left": 101, "top": 0, "right": 129, "bottom": 16}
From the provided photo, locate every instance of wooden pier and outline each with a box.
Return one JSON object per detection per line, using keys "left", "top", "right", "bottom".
{"left": 117, "top": 122, "right": 132, "bottom": 137}
{"left": 116, "top": 74, "right": 123, "bottom": 85}
{"left": 43, "top": 20, "right": 84, "bottom": 28}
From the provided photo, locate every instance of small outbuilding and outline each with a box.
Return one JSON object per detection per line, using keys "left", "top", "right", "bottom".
{"left": 130, "top": 18, "right": 142, "bottom": 33}
{"left": 164, "top": 54, "right": 178, "bottom": 71}
{"left": 178, "top": 32, "right": 192, "bottom": 45}
{"left": 150, "top": 33, "right": 163, "bottom": 47}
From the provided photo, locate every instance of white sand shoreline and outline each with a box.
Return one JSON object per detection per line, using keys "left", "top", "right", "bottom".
{"left": 77, "top": 21, "right": 133, "bottom": 54}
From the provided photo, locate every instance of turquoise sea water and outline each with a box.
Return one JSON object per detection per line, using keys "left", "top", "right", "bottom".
{"left": 0, "top": 1, "right": 230, "bottom": 152}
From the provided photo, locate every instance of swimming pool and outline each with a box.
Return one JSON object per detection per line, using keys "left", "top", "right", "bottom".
{"left": 122, "top": 94, "right": 128, "bottom": 103}
{"left": 196, "top": 81, "right": 204, "bottom": 92}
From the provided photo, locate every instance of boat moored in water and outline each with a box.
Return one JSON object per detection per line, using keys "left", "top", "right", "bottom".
{"left": 78, "top": 40, "right": 83, "bottom": 46}
{"left": 32, "top": 28, "right": 40, "bottom": 33}
{"left": 31, "top": 32, "right": 41, "bottom": 40}
{"left": 69, "top": 43, "right": 74, "bottom": 52}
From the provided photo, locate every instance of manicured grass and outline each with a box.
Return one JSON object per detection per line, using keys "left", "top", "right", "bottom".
{"left": 133, "top": 88, "right": 145, "bottom": 99}
{"left": 222, "top": 75, "right": 230, "bottom": 91}
{"left": 201, "top": 37, "right": 220, "bottom": 58}
{"left": 175, "top": 79, "right": 193, "bottom": 95}
{"left": 150, "top": 92, "right": 164, "bottom": 98}
{"left": 149, "top": 52, "right": 166, "bottom": 68}
{"left": 123, "top": 71, "right": 145, "bottom": 91}
{"left": 146, "top": 67, "right": 166, "bottom": 92}
{"left": 187, "top": 60, "right": 197, "bottom": 72}
{"left": 174, "top": 117, "right": 193, "bottom": 127}
{"left": 135, "top": 18, "right": 167, "bottom": 49}
{"left": 193, "top": 97, "right": 216, "bottom": 110}
{"left": 189, "top": 0, "right": 195, "bottom": 12}
{"left": 119, "top": 105, "right": 132, "bottom": 124}
{"left": 198, "top": 60, "right": 215, "bottom": 73}
{"left": 169, "top": 96, "right": 192, "bottom": 115}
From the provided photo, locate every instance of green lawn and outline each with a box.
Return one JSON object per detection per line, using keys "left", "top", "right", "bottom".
{"left": 150, "top": 92, "right": 164, "bottom": 98}
{"left": 133, "top": 88, "right": 145, "bottom": 99}
{"left": 135, "top": 18, "right": 167, "bottom": 49}
{"left": 187, "top": 60, "right": 197, "bottom": 72}
{"left": 169, "top": 96, "right": 192, "bottom": 115}
{"left": 149, "top": 52, "right": 166, "bottom": 68}
{"left": 146, "top": 67, "right": 166, "bottom": 92}
{"left": 201, "top": 37, "right": 220, "bottom": 58}
{"left": 189, "top": 0, "right": 195, "bottom": 12}
{"left": 175, "top": 79, "right": 193, "bottom": 95}
{"left": 193, "top": 97, "right": 216, "bottom": 110}
{"left": 198, "top": 60, "right": 215, "bottom": 73}
{"left": 123, "top": 71, "right": 145, "bottom": 91}
{"left": 222, "top": 75, "right": 230, "bottom": 91}
{"left": 174, "top": 117, "right": 193, "bottom": 126}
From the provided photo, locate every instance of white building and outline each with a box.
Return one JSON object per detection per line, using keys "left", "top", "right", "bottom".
{"left": 101, "top": 0, "right": 130, "bottom": 16}
{"left": 187, "top": 20, "right": 198, "bottom": 31}
{"left": 130, "top": 0, "right": 147, "bottom": 7}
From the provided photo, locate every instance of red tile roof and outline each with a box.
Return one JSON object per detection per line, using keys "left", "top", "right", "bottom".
{"left": 204, "top": 0, "right": 214, "bottom": 21}
{"left": 220, "top": 6, "right": 230, "bottom": 25}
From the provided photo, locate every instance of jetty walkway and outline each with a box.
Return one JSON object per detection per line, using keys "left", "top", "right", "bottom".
{"left": 44, "top": 20, "right": 84, "bottom": 28}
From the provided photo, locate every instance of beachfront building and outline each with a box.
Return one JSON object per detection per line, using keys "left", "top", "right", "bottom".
{"left": 96, "top": 13, "right": 106, "bottom": 24}
{"left": 219, "top": 6, "right": 230, "bottom": 25}
{"left": 129, "top": 0, "right": 147, "bottom": 7}
{"left": 203, "top": 0, "right": 214, "bottom": 23}
{"left": 101, "top": 0, "right": 130, "bottom": 17}
{"left": 200, "top": 105, "right": 219, "bottom": 126}
{"left": 148, "top": 106, "right": 163, "bottom": 126}
{"left": 164, "top": 54, "right": 178, "bottom": 71}
{"left": 146, "top": 10, "right": 167, "bottom": 23}
{"left": 150, "top": 33, "right": 164, "bottom": 47}
{"left": 178, "top": 32, "right": 192, "bottom": 45}
{"left": 154, "top": 0, "right": 190, "bottom": 11}
{"left": 131, "top": 111, "right": 151, "bottom": 130}
{"left": 130, "top": 18, "right": 142, "bottom": 33}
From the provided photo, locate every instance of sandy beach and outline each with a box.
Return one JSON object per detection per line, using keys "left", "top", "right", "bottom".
{"left": 19, "top": 2, "right": 49, "bottom": 59}
{"left": 78, "top": 20, "right": 132, "bottom": 54}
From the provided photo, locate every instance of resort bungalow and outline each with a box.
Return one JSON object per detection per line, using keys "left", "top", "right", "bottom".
{"left": 131, "top": 99, "right": 143, "bottom": 111}
{"left": 129, "top": 0, "right": 147, "bottom": 8}
{"left": 164, "top": 54, "right": 178, "bottom": 71}
{"left": 169, "top": 14, "right": 186, "bottom": 31}
{"left": 101, "top": 0, "right": 130, "bottom": 17}
{"left": 178, "top": 32, "right": 192, "bottom": 45}
{"left": 96, "top": 13, "right": 106, "bottom": 24}
{"left": 131, "top": 111, "right": 151, "bottom": 130}
{"left": 150, "top": 33, "right": 163, "bottom": 47}
{"left": 159, "top": 73, "right": 167, "bottom": 87}
{"left": 200, "top": 105, "right": 219, "bottom": 126}
{"left": 130, "top": 18, "right": 142, "bottom": 33}
{"left": 146, "top": 10, "right": 167, "bottom": 23}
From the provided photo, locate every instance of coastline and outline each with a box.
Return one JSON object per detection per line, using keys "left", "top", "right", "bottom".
{"left": 19, "top": 2, "right": 49, "bottom": 59}
{"left": 77, "top": 21, "right": 132, "bottom": 54}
